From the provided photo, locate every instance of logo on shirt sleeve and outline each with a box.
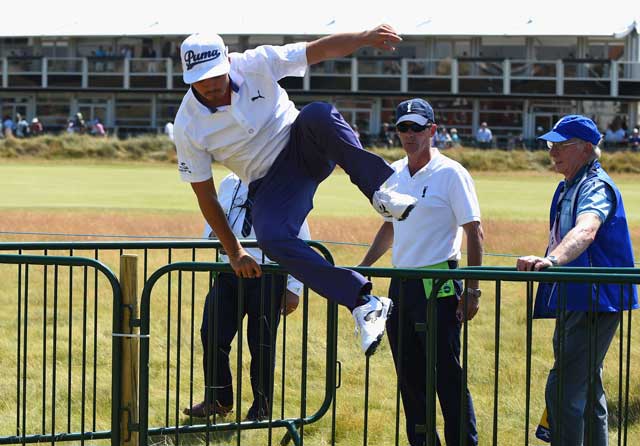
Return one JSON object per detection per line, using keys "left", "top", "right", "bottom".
{"left": 178, "top": 161, "right": 192, "bottom": 174}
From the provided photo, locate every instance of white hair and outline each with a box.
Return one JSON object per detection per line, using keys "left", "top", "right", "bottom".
{"left": 588, "top": 142, "right": 601, "bottom": 160}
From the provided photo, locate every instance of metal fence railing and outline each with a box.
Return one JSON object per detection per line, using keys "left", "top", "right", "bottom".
{"left": 352, "top": 265, "right": 638, "bottom": 446}
{"left": 0, "top": 253, "right": 123, "bottom": 446}
{"left": 0, "top": 241, "right": 638, "bottom": 446}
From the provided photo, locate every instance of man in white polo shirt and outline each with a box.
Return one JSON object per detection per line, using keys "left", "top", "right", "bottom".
{"left": 173, "top": 25, "right": 418, "bottom": 356}
{"left": 359, "top": 98, "right": 484, "bottom": 446}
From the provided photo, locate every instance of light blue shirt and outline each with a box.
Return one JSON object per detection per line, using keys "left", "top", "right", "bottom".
{"left": 557, "top": 162, "right": 614, "bottom": 238}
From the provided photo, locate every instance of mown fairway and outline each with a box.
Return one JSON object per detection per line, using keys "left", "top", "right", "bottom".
{"left": 1, "top": 160, "right": 639, "bottom": 445}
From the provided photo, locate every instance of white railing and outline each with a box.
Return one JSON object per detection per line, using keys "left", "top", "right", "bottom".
{"left": 1, "top": 56, "right": 638, "bottom": 96}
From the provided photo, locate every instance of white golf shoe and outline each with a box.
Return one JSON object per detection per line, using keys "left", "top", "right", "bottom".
{"left": 372, "top": 187, "right": 417, "bottom": 221}
{"left": 352, "top": 295, "right": 393, "bottom": 356}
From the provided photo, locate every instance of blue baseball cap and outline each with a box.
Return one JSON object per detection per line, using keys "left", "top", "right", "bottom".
{"left": 395, "top": 99, "right": 435, "bottom": 126}
{"left": 538, "top": 115, "right": 602, "bottom": 146}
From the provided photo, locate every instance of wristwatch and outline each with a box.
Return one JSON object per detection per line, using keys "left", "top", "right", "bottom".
{"left": 545, "top": 255, "right": 559, "bottom": 266}
{"left": 465, "top": 288, "right": 482, "bottom": 299}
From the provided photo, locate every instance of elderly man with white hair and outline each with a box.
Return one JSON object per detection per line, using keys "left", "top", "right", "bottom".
{"left": 517, "top": 115, "right": 638, "bottom": 446}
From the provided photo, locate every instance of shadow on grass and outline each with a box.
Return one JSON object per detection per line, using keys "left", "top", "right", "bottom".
{"left": 149, "top": 429, "right": 236, "bottom": 446}
{"left": 608, "top": 396, "right": 640, "bottom": 430}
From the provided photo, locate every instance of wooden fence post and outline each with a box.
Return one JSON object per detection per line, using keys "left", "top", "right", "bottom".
{"left": 120, "top": 255, "right": 139, "bottom": 446}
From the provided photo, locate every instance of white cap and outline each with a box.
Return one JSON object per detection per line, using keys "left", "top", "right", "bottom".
{"left": 180, "top": 32, "right": 230, "bottom": 84}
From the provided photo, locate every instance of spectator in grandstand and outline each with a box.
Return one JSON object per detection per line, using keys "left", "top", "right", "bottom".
{"left": 517, "top": 115, "right": 638, "bottom": 446}
{"left": 359, "top": 98, "right": 483, "bottom": 446}
{"left": 72, "top": 112, "right": 86, "bottom": 134}
{"left": 164, "top": 120, "right": 174, "bottom": 142}
{"left": 15, "top": 114, "right": 29, "bottom": 138}
{"left": 604, "top": 120, "right": 626, "bottom": 148}
{"left": 378, "top": 122, "right": 394, "bottom": 148}
{"left": 95, "top": 45, "right": 106, "bottom": 72}
{"left": 433, "top": 125, "right": 452, "bottom": 149}
{"left": 120, "top": 45, "right": 133, "bottom": 59}
{"left": 90, "top": 119, "right": 106, "bottom": 137}
{"left": 143, "top": 46, "right": 158, "bottom": 73}
{"left": 30, "top": 117, "right": 43, "bottom": 136}
{"left": 475, "top": 121, "right": 492, "bottom": 149}
{"left": 173, "top": 24, "right": 416, "bottom": 357}
{"left": 3, "top": 115, "right": 14, "bottom": 138}
{"left": 183, "top": 172, "right": 309, "bottom": 420}
{"left": 629, "top": 127, "right": 640, "bottom": 151}
{"left": 449, "top": 128, "right": 461, "bottom": 147}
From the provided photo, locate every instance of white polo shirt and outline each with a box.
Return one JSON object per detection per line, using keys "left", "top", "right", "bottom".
{"left": 174, "top": 42, "right": 308, "bottom": 184}
{"left": 386, "top": 152, "right": 481, "bottom": 268}
{"left": 203, "top": 173, "right": 310, "bottom": 296}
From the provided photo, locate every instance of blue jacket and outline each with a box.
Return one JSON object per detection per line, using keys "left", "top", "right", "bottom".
{"left": 534, "top": 161, "right": 639, "bottom": 318}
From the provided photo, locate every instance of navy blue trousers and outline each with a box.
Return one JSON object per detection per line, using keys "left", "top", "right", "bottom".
{"left": 387, "top": 276, "right": 478, "bottom": 446}
{"left": 249, "top": 102, "right": 394, "bottom": 308}
{"left": 201, "top": 273, "right": 285, "bottom": 414}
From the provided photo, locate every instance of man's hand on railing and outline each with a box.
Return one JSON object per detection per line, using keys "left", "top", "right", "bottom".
{"left": 229, "top": 249, "right": 262, "bottom": 279}
{"left": 456, "top": 293, "right": 480, "bottom": 322}
{"left": 516, "top": 255, "right": 553, "bottom": 271}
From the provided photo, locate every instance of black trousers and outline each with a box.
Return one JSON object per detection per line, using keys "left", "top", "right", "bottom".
{"left": 200, "top": 272, "right": 285, "bottom": 414}
{"left": 387, "top": 274, "right": 478, "bottom": 446}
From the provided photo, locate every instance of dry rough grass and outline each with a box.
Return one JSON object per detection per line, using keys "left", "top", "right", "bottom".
{"left": 1, "top": 211, "right": 640, "bottom": 446}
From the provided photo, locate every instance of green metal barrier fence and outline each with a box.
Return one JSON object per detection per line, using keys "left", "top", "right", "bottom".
{"left": 0, "top": 240, "right": 336, "bottom": 446}
{"left": 137, "top": 262, "right": 339, "bottom": 446}
{"left": 352, "top": 265, "right": 638, "bottom": 446}
{"left": 0, "top": 254, "right": 123, "bottom": 446}
{"left": 1, "top": 241, "right": 638, "bottom": 446}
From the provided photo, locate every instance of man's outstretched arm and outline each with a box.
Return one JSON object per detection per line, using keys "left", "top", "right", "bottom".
{"left": 306, "top": 24, "right": 402, "bottom": 66}
{"left": 191, "top": 178, "right": 262, "bottom": 278}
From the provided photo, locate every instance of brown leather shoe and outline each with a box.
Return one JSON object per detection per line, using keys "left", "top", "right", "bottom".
{"left": 182, "top": 401, "right": 233, "bottom": 418}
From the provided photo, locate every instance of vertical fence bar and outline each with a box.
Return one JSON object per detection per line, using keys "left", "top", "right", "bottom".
{"left": 460, "top": 286, "right": 470, "bottom": 446}
{"left": 52, "top": 265, "right": 59, "bottom": 446}
{"left": 81, "top": 267, "right": 88, "bottom": 446}
{"left": 585, "top": 284, "right": 599, "bottom": 445}
{"left": 21, "top": 264, "right": 30, "bottom": 446}
{"left": 175, "top": 271, "right": 183, "bottom": 446}
{"left": 395, "top": 280, "right": 404, "bottom": 446}
{"left": 42, "top": 257, "right": 48, "bottom": 435}
{"left": 623, "top": 300, "right": 632, "bottom": 446}
{"left": 425, "top": 281, "right": 438, "bottom": 446}
{"left": 67, "top": 250, "right": 74, "bottom": 433}
{"left": 258, "top": 276, "right": 266, "bottom": 428}
{"left": 92, "top": 250, "right": 99, "bottom": 432}
{"left": 556, "top": 283, "right": 567, "bottom": 444}
{"left": 188, "top": 249, "right": 196, "bottom": 421}
{"left": 16, "top": 257, "right": 22, "bottom": 437}
{"left": 165, "top": 249, "right": 172, "bottom": 426}
{"left": 236, "top": 278, "right": 245, "bottom": 446}
{"left": 281, "top": 289, "right": 287, "bottom": 421}
{"left": 267, "top": 276, "right": 277, "bottom": 446}
{"left": 492, "top": 280, "right": 501, "bottom": 446}
{"left": 363, "top": 355, "right": 370, "bottom": 446}
{"left": 331, "top": 306, "right": 340, "bottom": 446}
{"left": 300, "top": 286, "right": 309, "bottom": 446}
{"left": 120, "top": 254, "right": 139, "bottom": 446}
{"left": 617, "top": 286, "right": 624, "bottom": 446}
{"left": 524, "top": 281, "right": 533, "bottom": 446}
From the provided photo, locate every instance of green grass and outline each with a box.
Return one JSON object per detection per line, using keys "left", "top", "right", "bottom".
{"left": 1, "top": 160, "right": 640, "bottom": 445}
{"left": 3, "top": 160, "right": 640, "bottom": 223}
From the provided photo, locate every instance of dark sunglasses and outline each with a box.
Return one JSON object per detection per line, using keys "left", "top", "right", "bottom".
{"left": 396, "top": 122, "right": 432, "bottom": 133}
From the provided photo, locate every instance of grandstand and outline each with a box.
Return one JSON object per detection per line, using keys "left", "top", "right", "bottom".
{"left": 0, "top": 0, "right": 639, "bottom": 145}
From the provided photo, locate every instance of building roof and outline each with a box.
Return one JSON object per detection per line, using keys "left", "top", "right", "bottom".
{"left": 5, "top": 0, "right": 639, "bottom": 39}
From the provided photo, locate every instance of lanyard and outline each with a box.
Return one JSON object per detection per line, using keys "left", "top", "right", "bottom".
{"left": 548, "top": 169, "right": 590, "bottom": 252}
